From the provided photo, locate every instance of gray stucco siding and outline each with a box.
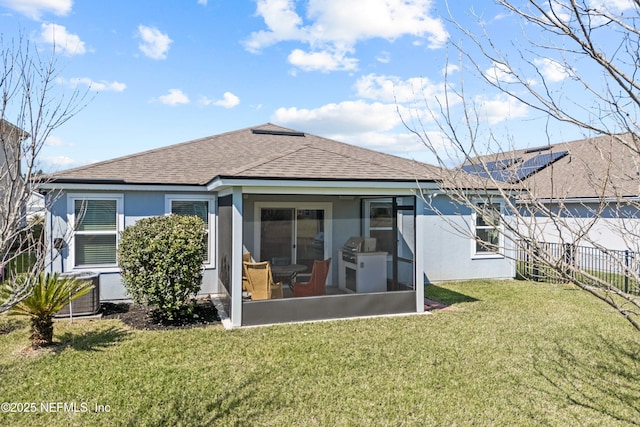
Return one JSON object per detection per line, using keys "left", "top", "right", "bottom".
{"left": 43, "top": 188, "right": 516, "bottom": 303}
{"left": 517, "top": 200, "right": 640, "bottom": 252}
{"left": 45, "top": 190, "right": 219, "bottom": 301}
{"left": 421, "top": 195, "right": 515, "bottom": 283}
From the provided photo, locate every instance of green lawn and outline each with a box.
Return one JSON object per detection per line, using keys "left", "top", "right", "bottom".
{"left": 1, "top": 280, "right": 638, "bottom": 426}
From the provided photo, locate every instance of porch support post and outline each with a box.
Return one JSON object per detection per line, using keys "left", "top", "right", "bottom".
{"left": 414, "top": 194, "right": 425, "bottom": 313}
{"left": 45, "top": 192, "right": 55, "bottom": 274}
{"left": 230, "top": 187, "right": 244, "bottom": 327}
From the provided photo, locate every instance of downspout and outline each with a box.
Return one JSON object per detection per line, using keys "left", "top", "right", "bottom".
{"left": 44, "top": 191, "right": 55, "bottom": 274}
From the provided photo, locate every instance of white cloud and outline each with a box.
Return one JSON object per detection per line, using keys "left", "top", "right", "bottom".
{"left": 442, "top": 64, "right": 460, "bottom": 76}
{"left": 475, "top": 94, "right": 528, "bottom": 125}
{"left": 271, "top": 105, "right": 435, "bottom": 161}
{"left": 243, "top": 0, "right": 304, "bottom": 53}
{"left": 197, "top": 0, "right": 208, "bottom": 5}
{"left": 244, "top": 0, "right": 448, "bottom": 72}
{"left": 0, "top": 0, "right": 71, "bottom": 20}
{"left": 484, "top": 61, "right": 519, "bottom": 85}
{"left": 214, "top": 92, "right": 240, "bottom": 108}
{"left": 137, "top": 25, "right": 172, "bottom": 60}
{"left": 589, "top": 0, "right": 636, "bottom": 13}
{"left": 200, "top": 92, "right": 240, "bottom": 108}
{"left": 338, "top": 131, "right": 429, "bottom": 155}
{"left": 487, "top": 58, "right": 571, "bottom": 86}
{"left": 42, "top": 155, "right": 75, "bottom": 167}
{"left": 63, "top": 77, "right": 126, "bottom": 92}
{"left": 39, "top": 23, "right": 86, "bottom": 56}
{"left": 158, "top": 89, "right": 190, "bottom": 106}
{"left": 304, "top": 0, "right": 448, "bottom": 48}
{"left": 533, "top": 58, "right": 573, "bottom": 83}
{"left": 376, "top": 51, "right": 391, "bottom": 64}
{"left": 354, "top": 74, "right": 445, "bottom": 105}
{"left": 272, "top": 100, "right": 403, "bottom": 134}
{"left": 545, "top": 1, "right": 635, "bottom": 27}
{"left": 44, "top": 135, "right": 74, "bottom": 147}
{"left": 288, "top": 48, "right": 357, "bottom": 72}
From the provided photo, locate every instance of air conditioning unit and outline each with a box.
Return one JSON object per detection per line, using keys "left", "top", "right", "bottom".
{"left": 55, "top": 271, "right": 100, "bottom": 317}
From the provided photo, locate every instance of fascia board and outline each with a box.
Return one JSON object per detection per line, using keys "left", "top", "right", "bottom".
{"left": 38, "top": 182, "right": 207, "bottom": 193}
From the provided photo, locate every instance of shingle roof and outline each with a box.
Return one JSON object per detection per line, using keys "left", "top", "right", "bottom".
{"left": 464, "top": 133, "right": 640, "bottom": 199}
{"left": 49, "top": 124, "right": 444, "bottom": 185}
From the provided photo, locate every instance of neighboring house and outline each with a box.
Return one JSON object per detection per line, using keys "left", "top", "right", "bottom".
{"left": 463, "top": 133, "right": 640, "bottom": 252}
{"left": 0, "top": 119, "right": 30, "bottom": 234}
{"left": 40, "top": 124, "right": 514, "bottom": 327}
{"left": 26, "top": 192, "right": 45, "bottom": 221}
{"left": 0, "top": 120, "right": 24, "bottom": 224}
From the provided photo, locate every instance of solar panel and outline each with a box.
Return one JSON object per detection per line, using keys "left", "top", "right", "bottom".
{"left": 461, "top": 151, "right": 568, "bottom": 183}
{"left": 461, "top": 157, "right": 522, "bottom": 182}
{"left": 461, "top": 163, "right": 490, "bottom": 178}
{"left": 511, "top": 150, "right": 568, "bottom": 182}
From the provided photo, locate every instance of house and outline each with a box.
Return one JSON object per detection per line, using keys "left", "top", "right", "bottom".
{"left": 462, "top": 133, "right": 640, "bottom": 252}
{"left": 0, "top": 119, "right": 26, "bottom": 228}
{"left": 39, "top": 124, "right": 514, "bottom": 327}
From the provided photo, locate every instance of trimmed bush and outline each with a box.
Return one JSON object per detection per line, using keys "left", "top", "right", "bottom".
{"left": 118, "top": 214, "right": 207, "bottom": 319}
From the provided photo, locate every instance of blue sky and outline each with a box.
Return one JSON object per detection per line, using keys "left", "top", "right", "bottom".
{"left": 0, "top": 0, "right": 621, "bottom": 171}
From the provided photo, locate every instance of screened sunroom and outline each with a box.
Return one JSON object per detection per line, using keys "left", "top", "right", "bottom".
{"left": 215, "top": 187, "right": 427, "bottom": 327}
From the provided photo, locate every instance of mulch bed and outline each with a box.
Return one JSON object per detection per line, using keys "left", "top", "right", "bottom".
{"left": 100, "top": 297, "right": 220, "bottom": 331}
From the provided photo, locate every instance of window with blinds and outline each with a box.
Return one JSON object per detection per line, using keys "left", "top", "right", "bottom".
{"left": 170, "top": 199, "right": 210, "bottom": 262}
{"left": 74, "top": 199, "right": 118, "bottom": 266}
{"left": 171, "top": 200, "right": 208, "bottom": 223}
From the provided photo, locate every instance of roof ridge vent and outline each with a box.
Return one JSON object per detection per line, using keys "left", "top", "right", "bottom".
{"left": 524, "top": 145, "right": 554, "bottom": 154}
{"left": 252, "top": 129, "right": 305, "bottom": 137}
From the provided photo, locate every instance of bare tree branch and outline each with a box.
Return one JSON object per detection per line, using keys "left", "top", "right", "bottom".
{"left": 406, "top": 1, "right": 640, "bottom": 331}
{"left": 0, "top": 34, "right": 89, "bottom": 312}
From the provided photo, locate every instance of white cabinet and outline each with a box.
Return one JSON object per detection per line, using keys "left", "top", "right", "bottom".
{"left": 339, "top": 250, "right": 387, "bottom": 293}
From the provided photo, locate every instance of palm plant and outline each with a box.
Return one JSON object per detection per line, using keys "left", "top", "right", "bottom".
{"left": 6, "top": 272, "right": 94, "bottom": 348}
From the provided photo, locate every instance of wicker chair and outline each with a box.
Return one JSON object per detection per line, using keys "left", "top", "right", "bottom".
{"left": 242, "top": 252, "right": 252, "bottom": 292}
{"left": 243, "top": 261, "right": 283, "bottom": 300}
{"left": 292, "top": 258, "right": 331, "bottom": 297}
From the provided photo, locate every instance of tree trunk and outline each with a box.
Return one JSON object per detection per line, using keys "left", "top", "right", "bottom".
{"left": 30, "top": 315, "right": 54, "bottom": 348}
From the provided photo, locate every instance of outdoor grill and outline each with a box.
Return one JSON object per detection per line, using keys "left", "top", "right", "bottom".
{"left": 338, "top": 236, "right": 387, "bottom": 293}
{"left": 340, "top": 236, "right": 377, "bottom": 263}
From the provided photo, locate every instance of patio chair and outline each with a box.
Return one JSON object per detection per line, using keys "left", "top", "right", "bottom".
{"left": 243, "top": 261, "right": 283, "bottom": 300}
{"left": 242, "top": 252, "right": 252, "bottom": 292}
{"left": 292, "top": 258, "right": 331, "bottom": 298}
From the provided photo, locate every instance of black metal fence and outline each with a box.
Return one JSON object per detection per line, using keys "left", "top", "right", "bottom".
{"left": 517, "top": 240, "right": 640, "bottom": 296}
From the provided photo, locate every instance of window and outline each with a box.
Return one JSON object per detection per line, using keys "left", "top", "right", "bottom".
{"left": 474, "top": 202, "right": 502, "bottom": 255}
{"left": 365, "top": 199, "right": 394, "bottom": 253}
{"left": 69, "top": 195, "right": 123, "bottom": 268}
{"left": 166, "top": 195, "right": 215, "bottom": 266}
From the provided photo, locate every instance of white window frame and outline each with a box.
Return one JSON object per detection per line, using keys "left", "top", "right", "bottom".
{"left": 363, "top": 198, "right": 394, "bottom": 255}
{"left": 471, "top": 200, "right": 505, "bottom": 259}
{"left": 67, "top": 193, "right": 124, "bottom": 272}
{"left": 165, "top": 194, "right": 217, "bottom": 268}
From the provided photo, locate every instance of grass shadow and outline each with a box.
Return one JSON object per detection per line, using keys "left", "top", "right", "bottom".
{"left": 124, "top": 369, "right": 268, "bottom": 426}
{"left": 0, "top": 317, "right": 26, "bottom": 335}
{"left": 424, "top": 283, "right": 479, "bottom": 305}
{"left": 531, "top": 333, "right": 640, "bottom": 425}
{"left": 55, "top": 325, "right": 130, "bottom": 352}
